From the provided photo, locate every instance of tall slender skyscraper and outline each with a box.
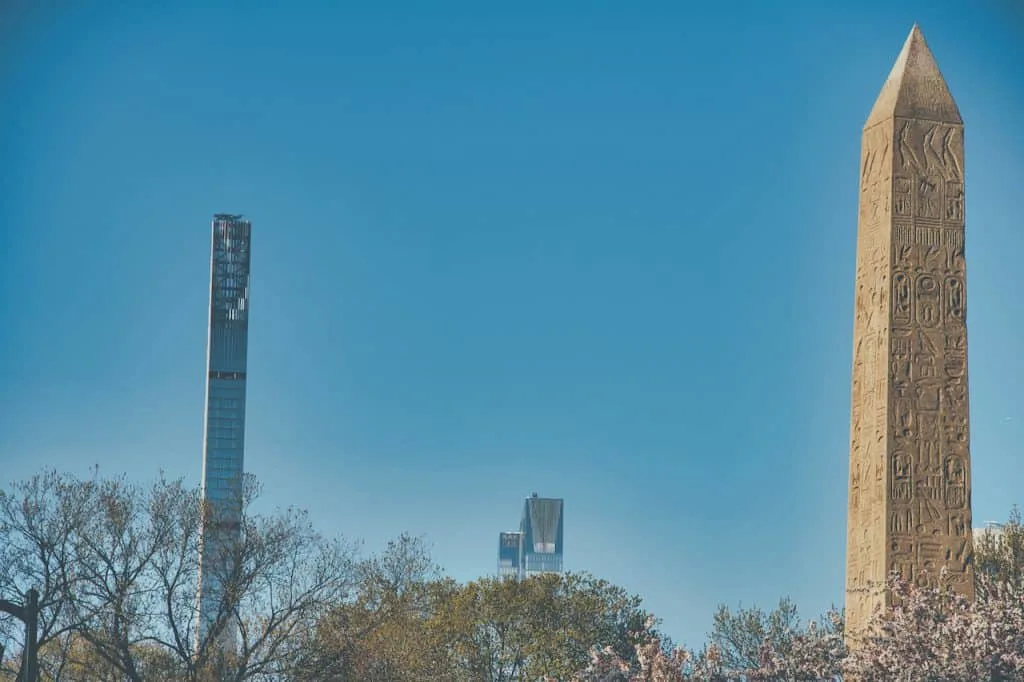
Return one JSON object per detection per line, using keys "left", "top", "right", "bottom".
{"left": 197, "top": 214, "right": 253, "bottom": 649}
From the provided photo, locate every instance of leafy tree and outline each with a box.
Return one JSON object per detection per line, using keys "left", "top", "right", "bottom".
{"left": 295, "top": 533, "right": 456, "bottom": 681}
{"left": 974, "top": 505, "right": 1024, "bottom": 599}
{"left": 303, "top": 561, "right": 658, "bottom": 682}
{"left": 435, "top": 572, "right": 656, "bottom": 681}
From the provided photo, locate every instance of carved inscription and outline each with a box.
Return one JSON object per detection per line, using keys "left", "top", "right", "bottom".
{"left": 916, "top": 275, "right": 941, "bottom": 327}
{"left": 894, "top": 176, "right": 913, "bottom": 216}
{"left": 861, "top": 123, "right": 893, "bottom": 229}
{"left": 917, "top": 175, "right": 942, "bottom": 219}
{"left": 895, "top": 120, "right": 963, "bottom": 180}
{"left": 946, "top": 182, "right": 964, "bottom": 223}
{"left": 848, "top": 112, "right": 973, "bottom": 642}
{"left": 848, "top": 119, "right": 892, "bottom": 621}
{"left": 885, "top": 118, "right": 972, "bottom": 597}
{"left": 892, "top": 120, "right": 964, "bottom": 221}
{"left": 946, "top": 277, "right": 965, "bottom": 322}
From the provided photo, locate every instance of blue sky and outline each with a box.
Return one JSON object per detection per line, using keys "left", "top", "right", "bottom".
{"left": 1, "top": 1, "right": 1022, "bottom": 648}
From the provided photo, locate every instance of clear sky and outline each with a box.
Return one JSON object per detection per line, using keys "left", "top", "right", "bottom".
{"left": 1, "top": 0, "right": 1022, "bottom": 649}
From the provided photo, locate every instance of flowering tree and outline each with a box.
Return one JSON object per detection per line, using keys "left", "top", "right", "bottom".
{"left": 841, "top": 509, "right": 1024, "bottom": 681}
{"left": 573, "top": 623, "right": 691, "bottom": 682}
{"left": 740, "top": 609, "right": 844, "bottom": 682}
{"left": 843, "top": 570, "right": 1024, "bottom": 682}
{"left": 574, "top": 614, "right": 843, "bottom": 682}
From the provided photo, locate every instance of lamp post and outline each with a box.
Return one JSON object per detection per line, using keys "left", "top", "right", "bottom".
{"left": 0, "top": 589, "right": 39, "bottom": 682}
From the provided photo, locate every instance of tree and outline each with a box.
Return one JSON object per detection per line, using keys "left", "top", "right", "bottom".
{"left": 707, "top": 597, "right": 802, "bottom": 674}
{"left": 295, "top": 533, "right": 456, "bottom": 681}
{"left": 183, "top": 478, "right": 356, "bottom": 682}
{"left": 304, "top": 561, "right": 660, "bottom": 682}
{"left": 574, "top": 618, "right": 693, "bottom": 682}
{"left": 0, "top": 470, "right": 96, "bottom": 681}
{"left": 64, "top": 473, "right": 189, "bottom": 681}
{"left": 839, "top": 507, "right": 1024, "bottom": 681}
{"left": 0, "top": 468, "right": 356, "bottom": 682}
{"left": 974, "top": 505, "right": 1024, "bottom": 600}
{"left": 844, "top": 571, "right": 1024, "bottom": 682}
{"left": 745, "top": 609, "right": 845, "bottom": 682}
{"left": 572, "top": 604, "right": 844, "bottom": 682}
{"left": 435, "top": 573, "right": 657, "bottom": 682}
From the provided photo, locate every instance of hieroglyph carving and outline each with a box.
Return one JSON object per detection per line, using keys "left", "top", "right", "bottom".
{"left": 848, "top": 120, "right": 893, "bottom": 629}
{"left": 860, "top": 123, "right": 893, "bottom": 230}
{"left": 886, "top": 117, "right": 972, "bottom": 593}
{"left": 847, "top": 116, "right": 973, "bottom": 638}
{"left": 892, "top": 120, "right": 965, "bottom": 225}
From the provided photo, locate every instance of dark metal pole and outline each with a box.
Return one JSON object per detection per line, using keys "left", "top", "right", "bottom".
{"left": 0, "top": 590, "right": 38, "bottom": 682}
{"left": 24, "top": 589, "right": 38, "bottom": 682}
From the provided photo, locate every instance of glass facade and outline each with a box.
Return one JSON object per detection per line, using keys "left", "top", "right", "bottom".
{"left": 197, "top": 214, "right": 252, "bottom": 651}
{"left": 498, "top": 532, "right": 523, "bottom": 579}
{"left": 496, "top": 494, "right": 564, "bottom": 579}
{"left": 520, "top": 495, "right": 564, "bottom": 577}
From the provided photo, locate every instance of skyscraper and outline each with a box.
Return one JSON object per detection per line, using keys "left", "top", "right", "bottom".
{"left": 520, "top": 493, "right": 564, "bottom": 577}
{"left": 498, "top": 531, "right": 523, "bottom": 579}
{"left": 197, "top": 214, "right": 253, "bottom": 650}
{"left": 496, "top": 494, "right": 565, "bottom": 579}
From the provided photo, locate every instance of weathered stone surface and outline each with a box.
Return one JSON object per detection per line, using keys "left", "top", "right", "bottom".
{"left": 845, "top": 24, "right": 973, "bottom": 642}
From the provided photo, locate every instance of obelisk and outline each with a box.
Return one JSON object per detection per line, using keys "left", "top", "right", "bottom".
{"left": 845, "top": 24, "right": 973, "bottom": 641}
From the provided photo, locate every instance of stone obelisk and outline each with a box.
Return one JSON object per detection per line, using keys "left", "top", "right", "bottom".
{"left": 845, "top": 24, "right": 973, "bottom": 640}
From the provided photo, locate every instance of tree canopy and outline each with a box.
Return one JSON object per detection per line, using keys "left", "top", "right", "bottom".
{"left": 2, "top": 468, "right": 1022, "bottom": 681}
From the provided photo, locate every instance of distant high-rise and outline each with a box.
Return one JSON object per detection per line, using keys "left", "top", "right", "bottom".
{"left": 520, "top": 493, "right": 564, "bottom": 577}
{"left": 498, "top": 531, "right": 523, "bottom": 579}
{"left": 197, "top": 214, "right": 253, "bottom": 650}
{"left": 496, "top": 494, "right": 565, "bottom": 579}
